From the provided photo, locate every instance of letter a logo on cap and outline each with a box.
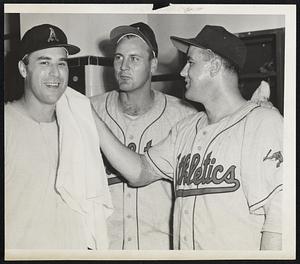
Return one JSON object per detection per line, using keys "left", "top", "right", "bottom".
{"left": 47, "top": 27, "right": 59, "bottom": 42}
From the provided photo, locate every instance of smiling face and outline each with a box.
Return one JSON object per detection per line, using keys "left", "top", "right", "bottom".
{"left": 19, "top": 47, "right": 69, "bottom": 106}
{"left": 180, "top": 46, "right": 214, "bottom": 103}
{"left": 113, "top": 36, "right": 157, "bottom": 93}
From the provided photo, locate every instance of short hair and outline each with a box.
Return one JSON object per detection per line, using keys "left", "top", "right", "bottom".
{"left": 116, "top": 35, "right": 155, "bottom": 60}
{"left": 21, "top": 54, "right": 29, "bottom": 65}
{"left": 200, "top": 48, "right": 238, "bottom": 74}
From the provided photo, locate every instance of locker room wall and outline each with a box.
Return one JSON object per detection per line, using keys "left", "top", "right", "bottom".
{"left": 19, "top": 13, "right": 284, "bottom": 98}
{"left": 20, "top": 13, "right": 284, "bottom": 67}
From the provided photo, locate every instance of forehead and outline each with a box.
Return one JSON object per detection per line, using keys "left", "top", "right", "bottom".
{"left": 188, "top": 45, "right": 212, "bottom": 59}
{"left": 115, "top": 36, "right": 149, "bottom": 55}
{"left": 28, "top": 47, "right": 68, "bottom": 61}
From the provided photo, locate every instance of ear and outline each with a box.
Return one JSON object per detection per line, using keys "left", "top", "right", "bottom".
{"left": 209, "top": 57, "right": 222, "bottom": 78}
{"left": 18, "top": 60, "right": 27, "bottom": 78}
{"left": 150, "top": 57, "right": 158, "bottom": 75}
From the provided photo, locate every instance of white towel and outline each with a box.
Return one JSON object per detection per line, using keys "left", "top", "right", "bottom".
{"left": 55, "top": 87, "right": 113, "bottom": 250}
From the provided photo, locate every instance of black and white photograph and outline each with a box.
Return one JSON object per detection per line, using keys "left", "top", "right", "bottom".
{"left": 4, "top": 3, "right": 296, "bottom": 261}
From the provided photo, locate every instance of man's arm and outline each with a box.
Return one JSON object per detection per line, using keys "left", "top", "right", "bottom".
{"left": 91, "top": 106, "right": 161, "bottom": 186}
{"left": 260, "top": 191, "right": 282, "bottom": 250}
{"left": 260, "top": 231, "right": 282, "bottom": 250}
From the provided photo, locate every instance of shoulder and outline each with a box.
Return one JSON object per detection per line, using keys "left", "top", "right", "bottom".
{"left": 90, "top": 92, "right": 110, "bottom": 104}
{"left": 5, "top": 101, "right": 20, "bottom": 121}
{"left": 243, "top": 105, "right": 283, "bottom": 139}
{"left": 5, "top": 101, "right": 24, "bottom": 132}
{"left": 164, "top": 93, "right": 195, "bottom": 110}
{"left": 162, "top": 93, "right": 197, "bottom": 117}
{"left": 247, "top": 105, "right": 283, "bottom": 126}
{"left": 90, "top": 91, "right": 115, "bottom": 113}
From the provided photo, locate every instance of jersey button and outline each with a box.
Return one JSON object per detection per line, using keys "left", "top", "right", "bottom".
{"left": 202, "top": 131, "right": 207, "bottom": 135}
{"left": 129, "top": 135, "right": 134, "bottom": 140}
{"left": 127, "top": 193, "right": 131, "bottom": 198}
{"left": 197, "top": 146, "right": 201, "bottom": 151}
{"left": 127, "top": 214, "right": 132, "bottom": 219}
{"left": 127, "top": 237, "right": 132, "bottom": 242}
{"left": 184, "top": 209, "right": 189, "bottom": 214}
{"left": 183, "top": 236, "right": 187, "bottom": 241}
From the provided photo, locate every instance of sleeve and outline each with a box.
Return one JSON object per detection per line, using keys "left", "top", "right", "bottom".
{"left": 262, "top": 190, "right": 282, "bottom": 233}
{"left": 241, "top": 109, "right": 283, "bottom": 215}
{"left": 145, "top": 124, "right": 179, "bottom": 181}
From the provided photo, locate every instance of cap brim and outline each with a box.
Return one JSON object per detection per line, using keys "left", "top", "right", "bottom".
{"left": 55, "top": 44, "right": 80, "bottom": 55}
{"left": 110, "top": 25, "right": 141, "bottom": 43}
{"left": 170, "top": 36, "right": 206, "bottom": 54}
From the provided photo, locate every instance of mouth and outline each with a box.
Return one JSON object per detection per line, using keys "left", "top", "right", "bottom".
{"left": 119, "top": 75, "right": 131, "bottom": 80}
{"left": 185, "top": 79, "right": 190, "bottom": 88}
{"left": 44, "top": 82, "right": 60, "bottom": 88}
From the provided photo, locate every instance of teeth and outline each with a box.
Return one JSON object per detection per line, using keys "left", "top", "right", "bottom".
{"left": 46, "top": 83, "right": 59, "bottom": 87}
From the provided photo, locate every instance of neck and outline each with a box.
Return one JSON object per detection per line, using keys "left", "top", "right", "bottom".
{"left": 20, "top": 95, "right": 56, "bottom": 123}
{"left": 204, "top": 79, "right": 246, "bottom": 124}
{"left": 119, "top": 88, "right": 154, "bottom": 116}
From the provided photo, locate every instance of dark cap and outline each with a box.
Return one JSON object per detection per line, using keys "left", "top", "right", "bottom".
{"left": 20, "top": 24, "right": 80, "bottom": 60}
{"left": 110, "top": 22, "right": 158, "bottom": 57}
{"left": 170, "top": 25, "right": 247, "bottom": 70}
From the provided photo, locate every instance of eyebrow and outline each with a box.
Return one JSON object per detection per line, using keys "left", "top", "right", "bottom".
{"left": 114, "top": 52, "right": 142, "bottom": 57}
{"left": 36, "top": 56, "right": 67, "bottom": 61}
{"left": 37, "top": 56, "right": 51, "bottom": 60}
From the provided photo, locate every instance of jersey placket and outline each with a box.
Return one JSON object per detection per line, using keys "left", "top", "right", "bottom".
{"left": 178, "top": 197, "right": 194, "bottom": 249}
{"left": 123, "top": 185, "right": 138, "bottom": 249}
{"left": 123, "top": 125, "right": 140, "bottom": 249}
{"left": 179, "top": 125, "right": 216, "bottom": 249}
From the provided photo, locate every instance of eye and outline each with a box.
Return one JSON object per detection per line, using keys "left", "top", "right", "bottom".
{"left": 130, "top": 56, "right": 140, "bottom": 63}
{"left": 58, "top": 61, "right": 67, "bottom": 67}
{"left": 114, "top": 54, "right": 123, "bottom": 61}
{"left": 39, "top": 60, "right": 49, "bottom": 65}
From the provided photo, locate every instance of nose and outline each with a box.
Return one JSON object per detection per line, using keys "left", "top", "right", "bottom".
{"left": 49, "top": 63, "right": 60, "bottom": 77}
{"left": 120, "top": 58, "right": 130, "bottom": 71}
{"left": 180, "top": 63, "right": 189, "bottom": 77}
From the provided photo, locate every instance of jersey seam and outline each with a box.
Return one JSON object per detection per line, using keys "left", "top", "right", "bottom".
{"left": 137, "top": 95, "right": 167, "bottom": 153}
{"left": 105, "top": 93, "right": 126, "bottom": 145}
{"left": 134, "top": 95, "right": 167, "bottom": 249}
{"left": 249, "top": 184, "right": 283, "bottom": 209}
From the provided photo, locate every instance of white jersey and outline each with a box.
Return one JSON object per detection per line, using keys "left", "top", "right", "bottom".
{"left": 146, "top": 101, "right": 283, "bottom": 250}
{"left": 5, "top": 103, "right": 87, "bottom": 249}
{"left": 91, "top": 89, "right": 196, "bottom": 249}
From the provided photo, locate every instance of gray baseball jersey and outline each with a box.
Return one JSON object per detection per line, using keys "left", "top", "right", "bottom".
{"left": 91, "top": 89, "right": 196, "bottom": 249}
{"left": 146, "top": 102, "right": 283, "bottom": 250}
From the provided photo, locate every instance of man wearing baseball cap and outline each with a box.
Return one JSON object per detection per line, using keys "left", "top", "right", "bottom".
{"left": 91, "top": 22, "right": 196, "bottom": 249}
{"left": 5, "top": 24, "right": 112, "bottom": 249}
{"left": 95, "top": 25, "right": 283, "bottom": 250}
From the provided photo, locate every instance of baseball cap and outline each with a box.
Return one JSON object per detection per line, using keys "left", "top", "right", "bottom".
{"left": 20, "top": 24, "right": 80, "bottom": 60}
{"left": 110, "top": 22, "right": 158, "bottom": 57}
{"left": 170, "top": 25, "right": 247, "bottom": 70}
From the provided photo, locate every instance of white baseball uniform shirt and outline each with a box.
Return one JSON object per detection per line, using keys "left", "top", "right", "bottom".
{"left": 91, "top": 89, "right": 196, "bottom": 249}
{"left": 146, "top": 101, "right": 283, "bottom": 250}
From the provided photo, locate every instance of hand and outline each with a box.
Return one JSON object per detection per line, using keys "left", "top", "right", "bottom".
{"left": 250, "top": 80, "right": 270, "bottom": 103}
{"left": 250, "top": 81, "right": 277, "bottom": 110}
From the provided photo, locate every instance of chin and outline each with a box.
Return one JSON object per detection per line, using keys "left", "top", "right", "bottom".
{"left": 119, "top": 85, "right": 135, "bottom": 92}
{"left": 185, "top": 90, "right": 192, "bottom": 100}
